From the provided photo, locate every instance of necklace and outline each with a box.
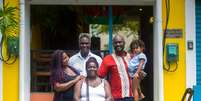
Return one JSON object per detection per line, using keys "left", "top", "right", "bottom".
{"left": 87, "top": 77, "right": 101, "bottom": 87}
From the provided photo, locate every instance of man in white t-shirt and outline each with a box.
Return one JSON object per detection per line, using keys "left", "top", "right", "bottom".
{"left": 68, "top": 33, "right": 102, "bottom": 76}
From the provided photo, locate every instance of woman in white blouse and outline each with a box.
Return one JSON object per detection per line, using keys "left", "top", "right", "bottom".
{"left": 74, "top": 57, "right": 113, "bottom": 101}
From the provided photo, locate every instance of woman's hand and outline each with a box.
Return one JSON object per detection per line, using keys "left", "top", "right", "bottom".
{"left": 74, "top": 75, "right": 85, "bottom": 82}
{"left": 54, "top": 75, "right": 84, "bottom": 92}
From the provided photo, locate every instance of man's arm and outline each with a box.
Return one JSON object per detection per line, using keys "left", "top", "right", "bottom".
{"left": 68, "top": 56, "right": 74, "bottom": 67}
{"left": 96, "top": 56, "right": 103, "bottom": 68}
{"left": 98, "top": 57, "right": 109, "bottom": 78}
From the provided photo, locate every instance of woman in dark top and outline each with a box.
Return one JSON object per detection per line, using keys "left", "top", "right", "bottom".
{"left": 51, "top": 50, "right": 84, "bottom": 101}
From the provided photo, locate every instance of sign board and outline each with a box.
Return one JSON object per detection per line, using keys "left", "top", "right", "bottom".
{"left": 165, "top": 29, "right": 183, "bottom": 38}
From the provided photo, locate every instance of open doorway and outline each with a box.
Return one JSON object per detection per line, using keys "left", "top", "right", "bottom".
{"left": 30, "top": 5, "right": 153, "bottom": 101}
{"left": 140, "top": 6, "right": 153, "bottom": 101}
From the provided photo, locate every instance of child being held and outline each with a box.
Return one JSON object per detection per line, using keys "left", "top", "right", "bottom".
{"left": 128, "top": 39, "right": 147, "bottom": 101}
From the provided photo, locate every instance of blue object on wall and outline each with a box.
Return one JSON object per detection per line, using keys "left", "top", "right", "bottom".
{"left": 166, "top": 43, "right": 179, "bottom": 63}
{"left": 193, "top": 85, "right": 201, "bottom": 101}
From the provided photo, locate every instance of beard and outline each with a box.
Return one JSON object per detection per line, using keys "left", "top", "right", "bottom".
{"left": 114, "top": 46, "right": 124, "bottom": 52}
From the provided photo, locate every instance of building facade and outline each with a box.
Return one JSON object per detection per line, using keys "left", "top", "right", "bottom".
{"left": 0, "top": 0, "right": 200, "bottom": 101}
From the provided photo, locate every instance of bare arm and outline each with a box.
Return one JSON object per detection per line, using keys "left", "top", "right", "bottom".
{"left": 136, "top": 59, "right": 145, "bottom": 74}
{"left": 104, "top": 80, "right": 113, "bottom": 101}
{"left": 134, "top": 59, "right": 145, "bottom": 79}
{"left": 54, "top": 75, "right": 83, "bottom": 92}
{"left": 74, "top": 79, "right": 84, "bottom": 101}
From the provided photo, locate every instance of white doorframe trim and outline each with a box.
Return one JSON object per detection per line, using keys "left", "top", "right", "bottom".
{"left": 0, "top": 49, "right": 2, "bottom": 101}
{"left": 0, "top": 0, "right": 3, "bottom": 101}
{"left": 19, "top": 0, "right": 31, "bottom": 101}
{"left": 20, "top": 0, "right": 163, "bottom": 101}
{"left": 153, "top": 0, "right": 164, "bottom": 101}
{"left": 0, "top": 58, "right": 2, "bottom": 101}
{"left": 185, "top": 0, "right": 196, "bottom": 88}
{"left": 30, "top": 0, "right": 154, "bottom": 5}
{"left": 0, "top": 25, "right": 3, "bottom": 101}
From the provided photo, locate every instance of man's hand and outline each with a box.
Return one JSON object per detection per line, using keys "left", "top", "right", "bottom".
{"left": 134, "top": 73, "right": 139, "bottom": 79}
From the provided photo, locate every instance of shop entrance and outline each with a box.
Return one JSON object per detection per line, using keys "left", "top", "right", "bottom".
{"left": 30, "top": 5, "right": 153, "bottom": 101}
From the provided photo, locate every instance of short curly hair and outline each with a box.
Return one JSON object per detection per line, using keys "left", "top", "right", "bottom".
{"left": 79, "top": 33, "right": 91, "bottom": 43}
{"left": 130, "top": 39, "right": 145, "bottom": 51}
{"left": 86, "top": 57, "right": 99, "bottom": 70}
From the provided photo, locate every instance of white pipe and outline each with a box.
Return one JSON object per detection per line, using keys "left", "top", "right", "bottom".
{"left": 154, "top": 0, "right": 164, "bottom": 101}
{"left": 0, "top": 34, "right": 2, "bottom": 101}
{"left": 185, "top": 0, "right": 196, "bottom": 89}
{"left": 0, "top": 1, "right": 3, "bottom": 101}
{"left": 0, "top": 37, "right": 2, "bottom": 101}
{"left": 19, "top": 0, "right": 30, "bottom": 101}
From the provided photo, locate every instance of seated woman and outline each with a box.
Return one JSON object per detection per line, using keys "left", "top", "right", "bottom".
{"left": 74, "top": 57, "right": 113, "bottom": 101}
{"left": 50, "top": 50, "right": 84, "bottom": 101}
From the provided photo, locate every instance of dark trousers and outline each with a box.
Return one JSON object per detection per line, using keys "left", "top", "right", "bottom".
{"left": 114, "top": 97, "right": 134, "bottom": 101}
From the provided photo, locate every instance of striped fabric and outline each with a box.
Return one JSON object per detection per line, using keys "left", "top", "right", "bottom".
{"left": 112, "top": 54, "right": 130, "bottom": 97}
{"left": 98, "top": 53, "right": 133, "bottom": 99}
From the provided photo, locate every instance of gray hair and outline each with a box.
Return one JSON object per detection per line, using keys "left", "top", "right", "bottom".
{"left": 79, "top": 33, "right": 91, "bottom": 43}
{"left": 112, "top": 34, "right": 125, "bottom": 43}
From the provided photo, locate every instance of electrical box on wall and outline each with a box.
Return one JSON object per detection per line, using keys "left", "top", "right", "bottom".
{"left": 166, "top": 43, "right": 178, "bottom": 63}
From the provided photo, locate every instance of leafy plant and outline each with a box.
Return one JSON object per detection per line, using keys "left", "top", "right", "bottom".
{"left": 0, "top": 3, "right": 18, "bottom": 64}
{"left": 90, "top": 18, "right": 140, "bottom": 37}
{"left": 0, "top": 3, "right": 18, "bottom": 36}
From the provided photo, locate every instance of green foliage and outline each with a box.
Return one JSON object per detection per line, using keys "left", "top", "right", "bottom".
{"left": 0, "top": 3, "right": 19, "bottom": 63}
{"left": 90, "top": 18, "right": 140, "bottom": 37}
{"left": 0, "top": 3, "right": 18, "bottom": 37}
{"left": 7, "top": 36, "right": 19, "bottom": 56}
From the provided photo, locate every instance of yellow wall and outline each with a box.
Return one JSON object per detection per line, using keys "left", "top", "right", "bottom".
{"left": 3, "top": 0, "right": 19, "bottom": 101}
{"left": 162, "top": 0, "right": 186, "bottom": 101}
